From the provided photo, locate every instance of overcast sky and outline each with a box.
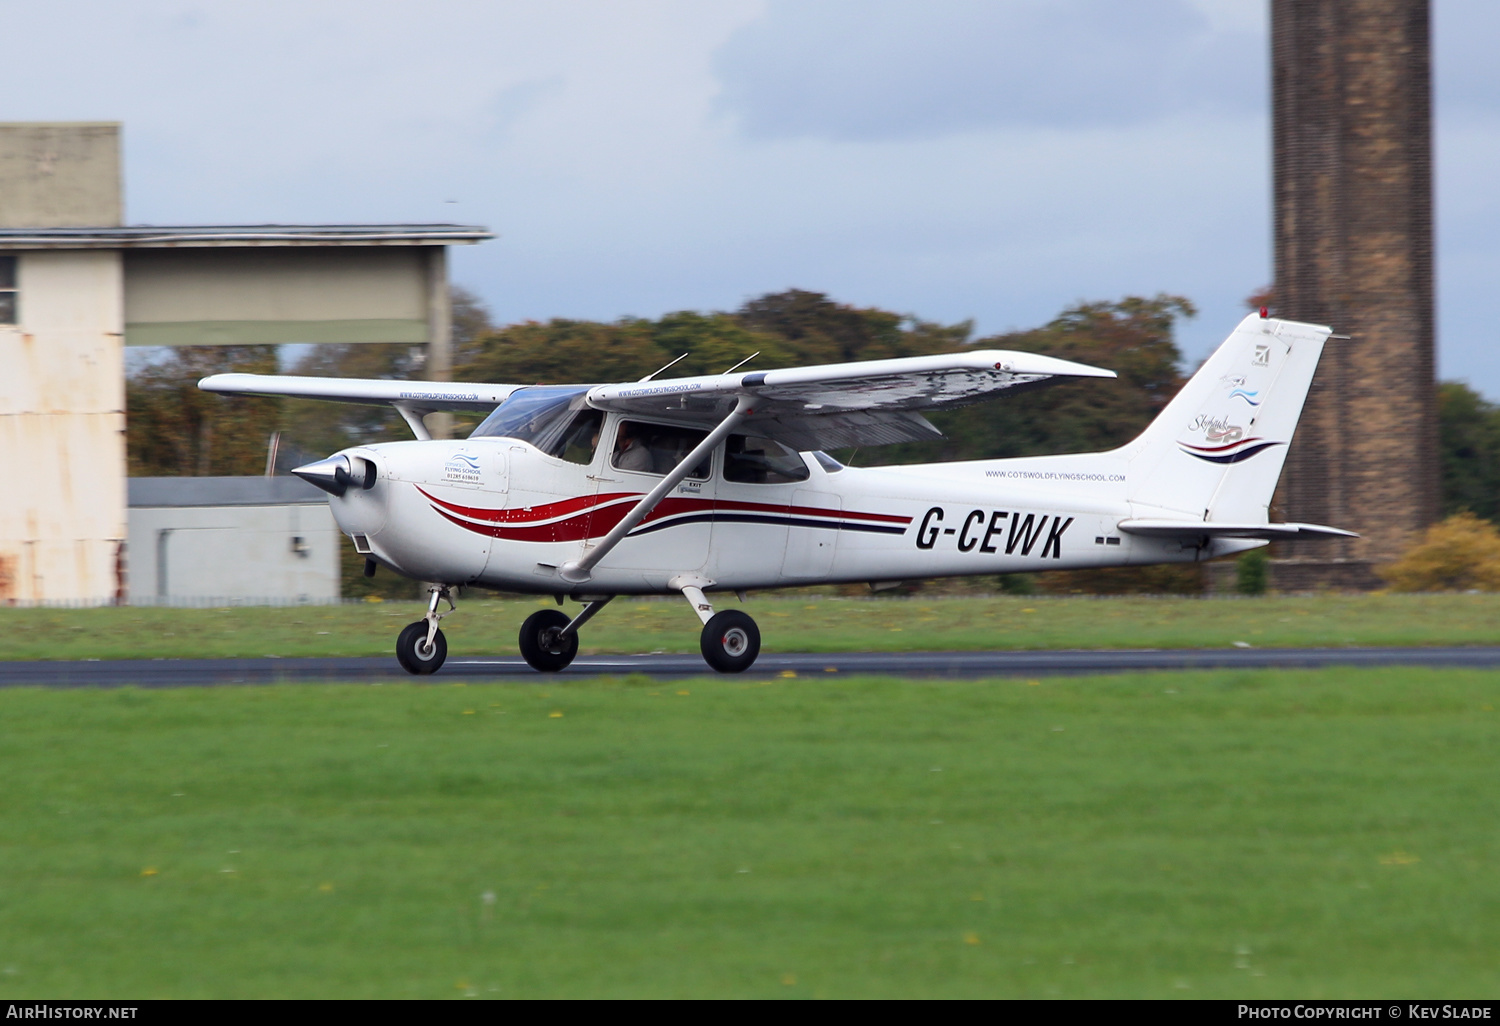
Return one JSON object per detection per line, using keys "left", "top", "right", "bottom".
{"left": 5, "top": 1, "right": 1496, "bottom": 392}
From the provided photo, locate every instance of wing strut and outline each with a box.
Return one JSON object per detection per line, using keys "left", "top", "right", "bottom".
{"left": 558, "top": 397, "right": 753, "bottom": 584}
{"left": 393, "top": 404, "right": 432, "bottom": 441}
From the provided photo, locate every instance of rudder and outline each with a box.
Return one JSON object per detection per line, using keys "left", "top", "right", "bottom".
{"left": 1118, "top": 312, "right": 1332, "bottom": 522}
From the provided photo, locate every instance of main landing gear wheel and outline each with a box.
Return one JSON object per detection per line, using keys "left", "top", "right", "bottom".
{"left": 396, "top": 620, "right": 447, "bottom": 675}
{"left": 700, "top": 609, "right": 760, "bottom": 673}
{"left": 519, "top": 608, "right": 579, "bottom": 673}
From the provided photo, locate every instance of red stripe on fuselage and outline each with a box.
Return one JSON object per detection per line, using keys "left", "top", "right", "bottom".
{"left": 421, "top": 487, "right": 910, "bottom": 541}
{"left": 418, "top": 487, "right": 636, "bottom": 524}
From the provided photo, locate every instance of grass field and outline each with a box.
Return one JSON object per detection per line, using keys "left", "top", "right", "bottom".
{"left": 4, "top": 592, "right": 1500, "bottom": 662}
{"left": 2, "top": 667, "right": 1498, "bottom": 998}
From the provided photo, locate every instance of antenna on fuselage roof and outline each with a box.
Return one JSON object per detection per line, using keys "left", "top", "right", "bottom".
{"left": 722, "top": 351, "right": 760, "bottom": 374}
{"left": 638, "top": 352, "right": 689, "bottom": 382}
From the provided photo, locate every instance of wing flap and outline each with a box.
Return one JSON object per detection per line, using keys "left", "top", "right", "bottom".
{"left": 751, "top": 410, "right": 944, "bottom": 450}
{"left": 585, "top": 349, "right": 1114, "bottom": 447}
{"left": 1118, "top": 519, "right": 1358, "bottom": 540}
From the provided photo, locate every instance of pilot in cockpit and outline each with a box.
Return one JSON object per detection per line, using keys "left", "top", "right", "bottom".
{"left": 613, "top": 421, "right": 654, "bottom": 472}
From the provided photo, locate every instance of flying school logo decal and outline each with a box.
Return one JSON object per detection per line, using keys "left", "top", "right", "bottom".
{"left": 442, "top": 453, "right": 482, "bottom": 484}
{"left": 415, "top": 487, "right": 911, "bottom": 543}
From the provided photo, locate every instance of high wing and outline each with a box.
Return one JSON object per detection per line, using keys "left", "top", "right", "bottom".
{"left": 198, "top": 374, "right": 519, "bottom": 409}
{"left": 586, "top": 350, "right": 1115, "bottom": 449}
{"left": 198, "top": 374, "right": 522, "bottom": 439}
{"left": 200, "top": 349, "right": 1114, "bottom": 449}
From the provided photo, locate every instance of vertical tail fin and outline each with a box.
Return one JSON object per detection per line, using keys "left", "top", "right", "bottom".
{"left": 1119, "top": 313, "right": 1332, "bottom": 522}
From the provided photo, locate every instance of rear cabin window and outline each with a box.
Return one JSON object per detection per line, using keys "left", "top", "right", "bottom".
{"left": 0, "top": 256, "right": 16, "bottom": 324}
{"left": 611, "top": 420, "right": 711, "bottom": 479}
{"left": 724, "top": 434, "right": 810, "bottom": 484}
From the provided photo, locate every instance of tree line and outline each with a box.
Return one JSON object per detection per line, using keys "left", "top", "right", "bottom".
{"left": 127, "top": 287, "right": 1191, "bottom": 475}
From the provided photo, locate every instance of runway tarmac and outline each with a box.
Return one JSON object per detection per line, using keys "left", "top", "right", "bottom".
{"left": 4, "top": 646, "right": 1500, "bottom": 687}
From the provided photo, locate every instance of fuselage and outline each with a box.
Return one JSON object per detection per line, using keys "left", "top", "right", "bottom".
{"left": 326, "top": 413, "right": 1215, "bottom": 598}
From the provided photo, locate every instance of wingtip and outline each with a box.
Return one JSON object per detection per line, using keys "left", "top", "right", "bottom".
{"left": 198, "top": 372, "right": 252, "bottom": 391}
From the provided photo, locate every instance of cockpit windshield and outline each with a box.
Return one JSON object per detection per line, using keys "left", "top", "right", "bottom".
{"left": 469, "top": 386, "right": 598, "bottom": 459}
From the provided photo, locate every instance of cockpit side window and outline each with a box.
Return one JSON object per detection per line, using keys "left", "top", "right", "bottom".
{"left": 724, "top": 434, "right": 811, "bottom": 484}
{"left": 611, "top": 420, "right": 711, "bottom": 479}
{"left": 554, "top": 409, "right": 604, "bottom": 465}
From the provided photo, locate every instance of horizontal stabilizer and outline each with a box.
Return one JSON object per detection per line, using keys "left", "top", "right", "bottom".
{"left": 1117, "top": 520, "right": 1358, "bottom": 541}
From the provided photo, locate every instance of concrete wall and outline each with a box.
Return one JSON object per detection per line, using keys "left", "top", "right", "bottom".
{"left": 0, "top": 249, "right": 126, "bottom": 604}
{"left": 124, "top": 247, "right": 431, "bottom": 346}
{"left": 0, "top": 123, "right": 121, "bottom": 228}
{"left": 127, "top": 478, "right": 340, "bottom": 605}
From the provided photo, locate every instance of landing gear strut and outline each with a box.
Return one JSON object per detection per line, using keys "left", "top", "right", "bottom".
{"left": 674, "top": 575, "right": 761, "bottom": 673}
{"left": 511, "top": 584, "right": 762, "bottom": 675}
{"left": 396, "top": 585, "right": 454, "bottom": 675}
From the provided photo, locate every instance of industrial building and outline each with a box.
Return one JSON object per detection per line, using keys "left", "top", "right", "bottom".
{"left": 127, "top": 477, "right": 340, "bottom": 605}
{"left": 1271, "top": 0, "right": 1438, "bottom": 589}
{"left": 0, "top": 122, "right": 491, "bottom": 604}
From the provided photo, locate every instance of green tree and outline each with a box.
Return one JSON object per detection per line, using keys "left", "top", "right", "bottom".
{"left": 127, "top": 345, "right": 282, "bottom": 476}
{"left": 452, "top": 291, "right": 970, "bottom": 396}
{"left": 1437, "top": 382, "right": 1500, "bottom": 523}
{"left": 649, "top": 310, "right": 794, "bottom": 377}
{"left": 457, "top": 318, "right": 663, "bottom": 386}
{"left": 1237, "top": 548, "right": 1269, "bottom": 595}
{"left": 734, "top": 288, "right": 971, "bottom": 364}
{"left": 861, "top": 294, "right": 1192, "bottom": 466}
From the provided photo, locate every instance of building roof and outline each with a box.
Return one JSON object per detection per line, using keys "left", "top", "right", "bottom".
{"left": 0, "top": 223, "right": 492, "bottom": 249}
{"left": 129, "top": 476, "right": 330, "bottom": 508}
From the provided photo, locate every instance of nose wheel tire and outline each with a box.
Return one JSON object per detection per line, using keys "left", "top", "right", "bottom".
{"left": 700, "top": 610, "right": 760, "bottom": 673}
{"left": 396, "top": 621, "right": 447, "bottom": 675}
{"left": 519, "top": 609, "right": 579, "bottom": 673}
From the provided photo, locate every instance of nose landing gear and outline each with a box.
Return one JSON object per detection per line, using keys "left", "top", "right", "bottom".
{"left": 396, "top": 585, "right": 455, "bottom": 675}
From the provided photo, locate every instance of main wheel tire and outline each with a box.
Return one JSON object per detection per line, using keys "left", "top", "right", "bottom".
{"left": 396, "top": 620, "right": 447, "bottom": 675}
{"left": 519, "top": 608, "right": 579, "bottom": 673}
{"left": 700, "top": 609, "right": 760, "bottom": 673}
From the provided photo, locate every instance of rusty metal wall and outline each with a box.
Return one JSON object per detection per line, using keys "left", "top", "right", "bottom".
{"left": 0, "top": 249, "right": 126, "bottom": 604}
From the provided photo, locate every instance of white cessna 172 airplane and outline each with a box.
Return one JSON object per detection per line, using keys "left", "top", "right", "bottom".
{"left": 201, "top": 310, "right": 1352, "bottom": 675}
